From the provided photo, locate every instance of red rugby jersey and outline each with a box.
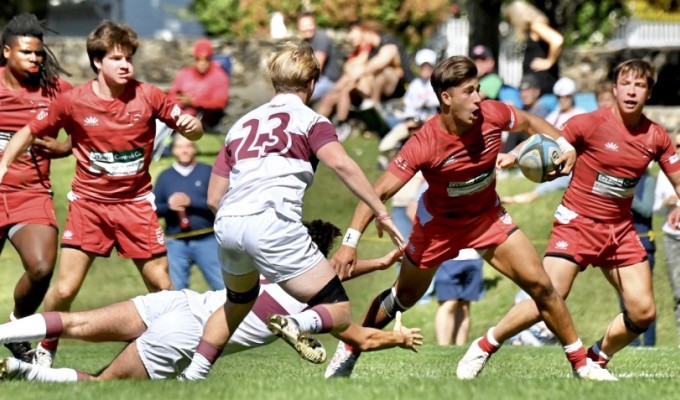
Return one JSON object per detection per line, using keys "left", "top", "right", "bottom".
{"left": 29, "top": 80, "right": 182, "bottom": 201}
{"left": 562, "top": 107, "right": 680, "bottom": 222}
{"left": 388, "top": 100, "right": 515, "bottom": 218}
{"left": 0, "top": 67, "right": 72, "bottom": 192}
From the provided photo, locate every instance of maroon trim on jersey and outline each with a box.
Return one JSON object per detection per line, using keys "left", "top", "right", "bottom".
{"left": 307, "top": 120, "right": 338, "bottom": 154}
{"left": 251, "top": 289, "right": 288, "bottom": 323}
{"left": 212, "top": 145, "right": 229, "bottom": 177}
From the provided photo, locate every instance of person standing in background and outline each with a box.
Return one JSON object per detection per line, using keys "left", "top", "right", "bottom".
{"left": 297, "top": 11, "right": 341, "bottom": 102}
{"left": 154, "top": 136, "right": 224, "bottom": 291}
{"left": 504, "top": 0, "right": 563, "bottom": 96}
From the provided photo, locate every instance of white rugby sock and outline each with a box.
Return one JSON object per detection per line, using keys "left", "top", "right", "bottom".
{"left": 5, "top": 358, "right": 78, "bottom": 382}
{"left": 0, "top": 314, "right": 47, "bottom": 344}
{"left": 290, "top": 310, "right": 323, "bottom": 333}
{"left": 181, "top": 353, "right": 212, "bottom": 380}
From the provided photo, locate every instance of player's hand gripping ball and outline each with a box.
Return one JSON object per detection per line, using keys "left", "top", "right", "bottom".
{"left": 517, "top": 134, "right": 562, "bottom": 183}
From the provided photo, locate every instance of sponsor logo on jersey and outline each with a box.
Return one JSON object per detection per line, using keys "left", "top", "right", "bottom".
{"left": 555, "top": 240, "right": 569, "bottom": 250}
{"left": 604, "top": 142, "right": 619, "bottom": 152}
{"left": 84, "top": 116, "right": 99, "bottom": 126}
{"left": 37, "top": 110, "right": 48, "bottom": 120}
{"left": 62, "top": 230, "right": 74, "bottom": 240}
{"left": 670, "top": 154, "right": 679, "bottom": 164}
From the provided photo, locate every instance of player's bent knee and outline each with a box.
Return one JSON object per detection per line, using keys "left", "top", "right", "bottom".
{"left": 623, "top": 309, "right": 653, "bottom": 333}
{"left": 379, "top": 287, "right": 409, "bottom": 318}
{"left": 26, "top": 262, "right": 54, "bottom": 281}
{"left": 227, "top": 283, "right": 260, "bottom": 304}
{"left": 306, "top": 275, "right": 348, "bottom": 307}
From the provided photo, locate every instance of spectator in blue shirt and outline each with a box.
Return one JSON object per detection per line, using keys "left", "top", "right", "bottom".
{"left": 154, "top": 136, "right": 224, "bottom": 290}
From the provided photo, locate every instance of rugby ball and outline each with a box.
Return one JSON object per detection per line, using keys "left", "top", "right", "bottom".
{"left": 517, "top": 134, "right": 562, "bottom": 183}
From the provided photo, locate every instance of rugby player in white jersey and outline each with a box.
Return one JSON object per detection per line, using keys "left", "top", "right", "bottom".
{"left": 0, "top": 221, "right": 421, "bottom": 382}
{"left": 177, "top": 41, "right": 405, "bottom": 380}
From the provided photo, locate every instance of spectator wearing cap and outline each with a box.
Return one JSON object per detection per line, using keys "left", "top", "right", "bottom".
{"left": 168, "top": 39, "right": 230, "bottom": 131}
{"left": 545, "top": 77, "right": 586, "bottom": 128}
{"left": 297, "top": 11, "right": 341, "bottom": 102}
{"left": 471, "top": 45, "right": 503, "bottom": 100}
{"left": 501, "top": 73, "right": 549, "bottom": 154}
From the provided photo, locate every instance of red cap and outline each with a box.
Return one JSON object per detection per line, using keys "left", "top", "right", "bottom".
{"left": 193, "top": 39, "right": 213, "bottom": 58}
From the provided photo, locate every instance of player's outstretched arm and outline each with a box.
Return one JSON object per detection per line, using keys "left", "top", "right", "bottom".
{"left": 338, "top": 248, "right": 403, "bottom": 281}
{"left": 0, "top": 125, "right": 36, "bottom": 184}
{"left": 207, "top": 172, "right": 230, "bottom": 214}
{"left": 333, "top": 320, "right": 423, "bottom": 353}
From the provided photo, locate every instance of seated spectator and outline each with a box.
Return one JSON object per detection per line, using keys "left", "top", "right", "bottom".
{"left": 377, "top": 48, "right": 439, "bottom": 169}
{"left": 501, "top": 74, "right": 549, "bottom": 154}
{"left": 471, "top": 45, "right": 503, "bottom": 100}
{"left": 297, "top": 11, "right": 341, "bottom": 102}
{"left": 545, "top": 77, "right": 586, "bottom": 128}
{"left": 168, "top": 39, "right": 230, "bottom": 131}
{"left": 317, "top": 20, "right": 410, "bottom": 139}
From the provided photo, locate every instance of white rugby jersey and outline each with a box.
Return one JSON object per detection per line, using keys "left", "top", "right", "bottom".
{"left": 213, "top": 93, "right": 337, "bottom": 220}
{"left": 183, "top": 279, "right": 307, "bottom": 350}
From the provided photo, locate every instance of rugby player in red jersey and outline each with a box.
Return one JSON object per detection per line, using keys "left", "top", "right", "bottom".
{"left": 0, "top": 13, "right": 73, "bottom": 362}
{"left": 328, "top": 55, "right": 614, "bottom": 381}
{"left": 459, "top": 58, "right": 680, "bottom": 378}
{"left": 0, "top": 21, "right": 203, "bottom": 367}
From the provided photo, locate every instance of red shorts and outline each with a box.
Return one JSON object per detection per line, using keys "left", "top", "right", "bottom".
{"left": 406, "top": 205, "right": 518, "bottom": 269}
{"left": 546, "top": 207, "right": 646, "bottom": 269}
{"left": 0, "top": 191, "right": 57, "bottom": 240}
{"left": 61, "top": 194, "right": 166, "bottom": 259}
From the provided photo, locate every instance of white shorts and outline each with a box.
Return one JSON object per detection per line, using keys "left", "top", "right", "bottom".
{"left": 132, "top": 291, "right": 203, "bottom": 380}
{"left": 214, "top": 208, "right": 324, "bottom": 283}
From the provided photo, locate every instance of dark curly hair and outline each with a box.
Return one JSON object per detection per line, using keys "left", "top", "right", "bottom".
{"left": 0, "top": 13, "right": 70, "bottom": 95}
{"left": 304, "top": 219, "right": 341, "bottom": 258}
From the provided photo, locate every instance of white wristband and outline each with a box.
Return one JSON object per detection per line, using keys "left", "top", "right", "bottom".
{"left": 342, "top": 228, "right": 362, "bottom": 248}
{"left": 556, "top": 137, "right": 575, "bottom": 153}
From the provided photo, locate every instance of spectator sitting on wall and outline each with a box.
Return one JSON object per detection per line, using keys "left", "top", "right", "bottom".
{"left": 471, "top": 45, "right": 503, "bottom": 100}
{"left": 297, "top": 11, "right": 341, "bottom": 102}
{"left": 168, "top": 39, "right": 230, "bottom": 132}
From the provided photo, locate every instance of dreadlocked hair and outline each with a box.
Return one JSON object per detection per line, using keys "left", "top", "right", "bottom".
{"left": 0, "top": 13, "right": 70, "bottom": 95}
{"left": 303, "top": 219, "right": 341, "bottom": 258}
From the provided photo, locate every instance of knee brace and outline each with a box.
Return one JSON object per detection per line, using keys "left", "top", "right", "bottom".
{"left": 227, "top": 283, "right": 260, "bottom": 304}
{"left": 307, "top": 275, "right": 349, "bottom": 307}
{"left": 378, "top": 287, "right": 408, "bottom": 319}
{"left": 622, "top": 310, "right": 648, "bottom": 334}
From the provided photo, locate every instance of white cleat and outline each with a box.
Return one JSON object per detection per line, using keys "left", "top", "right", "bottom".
{"left": 324, "top": 341, "right": 360, "bottom": 378}
{"left": 574, "top": 358, "right": 618, "bottom": 381}
{"left": 267, "top": 314, "right": 326, "bottom": 364}
{"left": 29, "top": 343, "right": 56, "bottom": 368}
{"left": 456, "top": 338, "right": 491, "bottom": 380}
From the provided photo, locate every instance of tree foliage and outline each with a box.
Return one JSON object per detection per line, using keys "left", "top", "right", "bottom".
{"left": 190, "top": 0, "right": 449, "bottom": 49}
{"left": 0, "top": 0, "right": 47, "bottom": 27}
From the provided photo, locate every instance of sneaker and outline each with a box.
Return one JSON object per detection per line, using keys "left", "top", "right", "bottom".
{"left": 267, "top": 314, "right": 326, "bottom": 364}
{"left": 0, "top": 357, "right": 23, "bottom": 381}
{"left": 336, "top": 123, "right": 352, "bottom": 142}
{"left": 29, "top": 343, "right": 56, "bottom": 367}
{"left": 456, "top": 338, "right": 491, "bottom": 380}
{"left": 573, "top": 358, "right": 618, "bottom": 381}
{"left": 324, "top": 341, "right": 360, "bottom": 378}
{"left": 3, "top": 342, "right": 32, "bottom": 363}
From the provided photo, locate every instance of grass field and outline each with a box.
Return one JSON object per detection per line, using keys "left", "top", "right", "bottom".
{"left": 1, "top": 131, "right": 679, "bottom": 398}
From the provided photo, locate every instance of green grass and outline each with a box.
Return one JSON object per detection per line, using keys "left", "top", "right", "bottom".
{"left": 1, "top": 132, "right": 679, "bottom": 398}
